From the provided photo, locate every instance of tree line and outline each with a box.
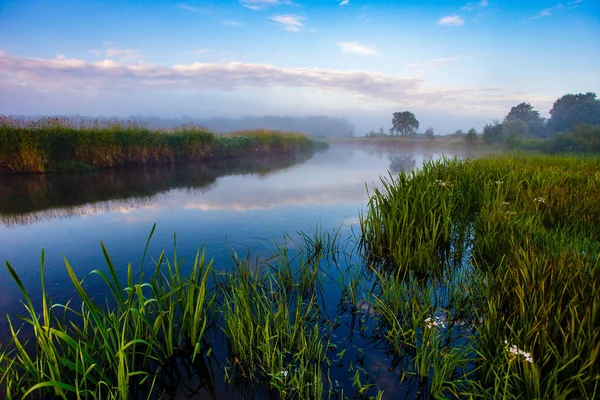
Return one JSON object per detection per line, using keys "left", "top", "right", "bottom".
{"left": 365, "top": 92, "right": 600, "bottom": 152}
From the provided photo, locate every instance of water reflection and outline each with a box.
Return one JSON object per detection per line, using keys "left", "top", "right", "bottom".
{"left": 0, "top": 153, "right": 314, "bottom": 227}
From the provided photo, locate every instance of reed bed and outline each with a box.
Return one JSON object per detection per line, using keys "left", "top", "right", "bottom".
{"left": 360, "top": 154, "right": 600, "bottom": 398}
{"left": 0, "top": 116, "right": 325, "bottom": 173}
{"left": 1, "top": 154, "right": 599, "bottom": 399}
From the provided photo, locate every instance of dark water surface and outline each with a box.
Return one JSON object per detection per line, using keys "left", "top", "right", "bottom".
{"left": 0, "top": 144, "right": 465, "bottom": 398}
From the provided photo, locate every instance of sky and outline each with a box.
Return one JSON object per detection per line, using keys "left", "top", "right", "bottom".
{"left": 0, "top": 0, "right": 599, "bottom": 133}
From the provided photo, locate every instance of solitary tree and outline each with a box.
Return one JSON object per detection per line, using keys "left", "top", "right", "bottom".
{"left": 547, "top": 92, "right": 600, "bottom": 133}
{"left": 424, "top": 126, "right": 435, "bottom": 140}
{"left": 465, "top": 127, "right": 477, "bottom": 143}
{"left": 390, "top": 111, "right": 419, "bottom": 136}
{"left": 504, "top": 102, "right": 546, "bottom": 137}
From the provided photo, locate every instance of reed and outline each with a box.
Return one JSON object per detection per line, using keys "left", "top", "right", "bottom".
{"left": 0, "top": 116, "right": 326, "bottom": 173}
{"left": 1, "top": 227, "right": 214, "bottom": 399}
{"left": 361, "top": 154, "right": 600, "bottom": 398}
{"left": 1, "top": 154, "right": 598, "bottom": 399}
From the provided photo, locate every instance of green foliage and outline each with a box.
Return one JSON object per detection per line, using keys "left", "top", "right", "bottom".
{"left": 0, "top": 117, "right": 322, "bottom": 173}
{"left": 360, "top": 155, "right": 600, "bottom": 399}
{"left": 464, "top": 127, "right": 477, "bottom": 143}
{"left": 547, "top": 92, "right": 600, "bottom": 133}
{"left": 390, "top": 111, "right": 419, "bottom": 136}
{"left": 424, "top": 125, "right": 435, "bottom": 140}
{"left": 482, "top": 122, "right": 504, "bottom": 143}
{"left": 544, "top": 123, "right": 600, "bottom": 153}
{"left": 502, "top": 119, "right": 530, "bottom": 148}
{"left": 1, "top": 227, "right": 214, "bottom": 399}
{"left": 504, "top": 102, "right": 546, "bottom": 138}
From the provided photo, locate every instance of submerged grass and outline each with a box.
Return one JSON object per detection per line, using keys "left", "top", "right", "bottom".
{"left": 0, "top": 116, "right": 327, "bottom": 173}
{"left": 1, "top": 154, "right": 599, "bottom": 399}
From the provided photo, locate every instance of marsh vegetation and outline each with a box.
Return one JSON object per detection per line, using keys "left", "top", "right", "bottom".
{"left": 1, "top": 154, "right": 598, "bottom": 399}
{"left": 0, "top": 116, "right": 326, "bottom": 174}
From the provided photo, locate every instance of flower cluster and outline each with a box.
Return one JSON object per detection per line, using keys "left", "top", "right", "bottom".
{"left": 435, "top": 179, "right": 450, "bottom": 187}
{"left": 502, "top": 201, "right": 510, "bottom": 205}
{"left": 533, "top": 197, "right": 546, "bottom": 203}
{"left": 281, "top": 370, "right": 289, "bottom": 378}
{"left": 424, "top": 316, "right": 445, "bottom": 329}
{"left": 504, "top": 340, "right": 533, "bottom": 363}
{"left": 495, "top": 180, "right": 503, "bottom": 185}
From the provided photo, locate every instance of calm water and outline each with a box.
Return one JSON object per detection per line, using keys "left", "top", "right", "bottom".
{"left": 0, "top": 144, "right": 466, "bottom": 398}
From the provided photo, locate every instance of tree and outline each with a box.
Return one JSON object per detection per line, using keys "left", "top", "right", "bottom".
{"left": 424, "top": 126, "right": 434, "bottom": 140}
{"left": 503, "top": 120, "right": 530, "bottom": 148}
{"left": 390, "top": 111, "right": 419, "bottom": 136}
{"left": 504, "top": 102, "right": 546, "bottom": 137}
{"left": 547, "top": 92, "right": 600, "bottom": 133}
{"left": 482, "top": 122, "right": 504, "bottom": 143}
{"left": 464, "top": 127, "right": 477, "bottom": 143}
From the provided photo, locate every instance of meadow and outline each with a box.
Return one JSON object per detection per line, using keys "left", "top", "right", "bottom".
{"left": 1, "top": 154, "right": 598, "bottom": 399}
{"left": 0, "top": 116, "right": 326, "bottom": 173}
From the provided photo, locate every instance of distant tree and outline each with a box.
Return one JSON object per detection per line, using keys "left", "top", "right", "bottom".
{"left": 547, "top": 92, "right": 600, "bottom": 133}
{"left": 378, "top": 127, "right": 386, "bottom": 136}
{"left": 504, "top": 102, "right": 546, "bottom": 137}
{"left": 390, "top": 111, "right": 419, "bottom": 136}
{"left": 424, "top": 126, "right": 435, "bottom": 140}
{"left": 452, "top": 129, "right": 465, "bottom": 137}
{"left": 465, "top": 127, "right": 477, "bottom": 143}
{"left": 482, "top": 122, "right": 504, "bottom": 143}
{"left": 503, "top": 120, "right": 530, "bottom": 148}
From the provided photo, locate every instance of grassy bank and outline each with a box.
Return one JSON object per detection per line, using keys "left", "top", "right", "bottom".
{"left": 1, "top": 155, "right": 598, "bottom": 399}
{"left": 0, "top": 116, "right": 327, "bottom": 173}
{"left": 360, "top": 154, "right": 600, "bottom": 398}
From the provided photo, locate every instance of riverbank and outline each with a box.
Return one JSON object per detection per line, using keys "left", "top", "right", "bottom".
{"left": 1, "top": 154, "right": 597, "bottom": 399}
{"left": 0, "top": 116, "right": 327, "bottom": 173}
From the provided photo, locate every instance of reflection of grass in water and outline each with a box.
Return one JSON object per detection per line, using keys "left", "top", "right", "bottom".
{"left": 2, "top": 155, "right": 599, "bottom": 399}
{"left": 0, "top": 152, "right": 316, "bottom": 227}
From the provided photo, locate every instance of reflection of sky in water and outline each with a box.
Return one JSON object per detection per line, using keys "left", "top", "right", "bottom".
{"left": 0, "top": 145, "right": 453, "bottom": 339}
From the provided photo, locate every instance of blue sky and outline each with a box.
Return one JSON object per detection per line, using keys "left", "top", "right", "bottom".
{"left": 0, "top": 0, "right": 598, "bottom": 132}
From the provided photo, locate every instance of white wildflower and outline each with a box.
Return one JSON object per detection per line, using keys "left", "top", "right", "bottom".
{"left": 533, "top": 197, "right": 546, "bottom": 203}
{"left": 504, "top": 341, "right": 533, "bottom": 364}
{"left": 502, "top": 201, "right": 510, "bottom": 205}
{"left": 282, "top": 370, "right": 289, "bottom": 378}
{"left": 424, "top": 316, "right": 445, "bottom": 329}
{"left": 495, "top": 180, "right": 503, "bottom": 185}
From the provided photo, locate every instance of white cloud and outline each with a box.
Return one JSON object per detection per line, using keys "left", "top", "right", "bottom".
{"left": 239, "top": 0, "right": 281, "bottom": 10}
{"left": 339, "top": 0, "right": 350, "bottom": 5}
{"left": 438, "top": 15, "right": 464, "bottom": 26}
{"left": 269, "top": 14, "right": 305, "bottom": 32}
{"left": 0, "top": 52, "right": 554, "bottom": 116}
{"left": 529, "top": 9, "right": 551, "bottom": 20}
{"left": 191, "top": 49, "right": 211, "bottom": 55}
{"left": 177, "top": 3, "right": 209, "bottom": 14}
{"left": 462, "top": 0, "right": 488, "bottom": 11}
{"left": 338, "top": 42, "right": 379, "bottom": 56}
{"left": 224, "top": 20, "right": 245, "bottom": 27}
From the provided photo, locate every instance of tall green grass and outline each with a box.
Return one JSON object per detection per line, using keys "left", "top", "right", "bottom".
{"left": 2, "top": 154, "right": 599, "bottom": 399}
{"left": 1, "top": 227, "right": 214, "bottom": 399}
{"left": 0, "top": 116, "right": 325, "bottom": 173}
{"left": 360, "top": 154, "right": 600, "bottom": 398}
